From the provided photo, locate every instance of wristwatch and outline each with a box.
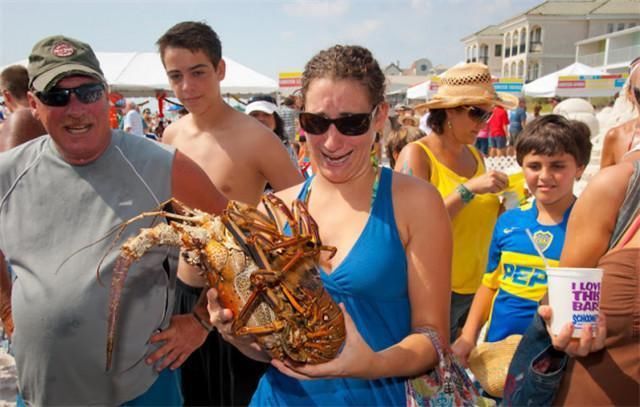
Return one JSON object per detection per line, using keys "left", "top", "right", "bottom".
{"left": 456, "top": 184, "right": 475, "bottom": 204}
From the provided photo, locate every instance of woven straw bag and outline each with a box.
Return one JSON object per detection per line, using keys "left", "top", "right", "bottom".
{"left": 468, "top": 334, "right": 523, "bottom": 397}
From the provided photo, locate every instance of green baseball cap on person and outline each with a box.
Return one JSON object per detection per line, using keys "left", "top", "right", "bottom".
{"left": 28, "top": 35, "right": 105, "bottom": 92}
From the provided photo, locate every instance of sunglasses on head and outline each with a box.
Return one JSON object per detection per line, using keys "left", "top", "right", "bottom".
{"left": 299, "top": 106, "right": 378, "bottom": 136}
{"left": 35, "top": 83, "right": 105, "bottom": 107}
{"left": 463, "top": 106, "right": 493, "bottom": 123}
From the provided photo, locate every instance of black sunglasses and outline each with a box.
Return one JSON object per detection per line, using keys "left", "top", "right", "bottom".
{"left": 299, "top": 106, "right": 378, "bottom": 136}
{"left": 634, "top": 86, "right": 640, "bottom": 106}
{"left": 35, "top": 83, "right": 105, "bottom": 107}
{"left": 463, "top": 106, "right": 493, "bottom": 123}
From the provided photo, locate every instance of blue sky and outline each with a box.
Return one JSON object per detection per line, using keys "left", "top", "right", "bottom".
{"left": 0, "top": 0, "right": 541, "bottom": 79}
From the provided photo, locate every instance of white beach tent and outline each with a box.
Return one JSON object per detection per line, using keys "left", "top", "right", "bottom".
{"left": 406, "top": 80, "right": 434, "bottom": 100}
{"left": 3, "top": 52, "right": 278, "bottom": 97}
{"left": 522, "top": 62, "right": 605, "bottom": 98}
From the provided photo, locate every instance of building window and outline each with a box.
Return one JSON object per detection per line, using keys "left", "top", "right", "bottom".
{"left": 617, "top": 23, "right": 625, "bottom": 31}
{"left": 518, "top": 61, "right": 524, "bottom": 77}
{"left": 629, "top": 22, "right": 637, "bottom": 28}
{"left": 479, "top": 44, "right": 489, "bottom": 65}
{"left": 495, "top": 44, "right": 502, "bottom": 57}
{"left": 607, "top": 23, "right": 614, "bottom": 33}
{"left": 530, "top": 26, "right": 542, "bottom": 46}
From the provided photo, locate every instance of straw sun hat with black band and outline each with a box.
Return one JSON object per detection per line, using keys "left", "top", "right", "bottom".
{"left": 415, "top": 63, "right": 518, "bottom": 111}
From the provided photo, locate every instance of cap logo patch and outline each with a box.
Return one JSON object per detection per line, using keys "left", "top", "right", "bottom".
{"left": 52, "top": 42, "right": 75, "bottom": 58}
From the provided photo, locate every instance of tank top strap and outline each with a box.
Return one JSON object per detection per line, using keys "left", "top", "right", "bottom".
{"left": 413, "top": 141, "right": 484, "bottom": 180}
{"left": 413, "top": 141, "right": 438, "bottom": 183}
{"left": 296, "top": 174, "right": 315, "bottom": 203}
{"left": 467, "top": 145, "right": 486, "bottom": 173}
{"left": 370, "top": 167, "right": 395, "bottom": 219}
{"left": 610, "top": 160, "right": 640, "bottom": 248}
{"left": 414, "top": 140, "right": 437, "bottom": 166}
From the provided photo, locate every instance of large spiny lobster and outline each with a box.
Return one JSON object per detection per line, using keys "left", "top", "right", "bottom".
{"left": 106, "top": 194, "right": 345, "bottom": 370}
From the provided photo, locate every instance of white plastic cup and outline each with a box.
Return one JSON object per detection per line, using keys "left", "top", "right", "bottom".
{"left": 546, "top": 267, "right": 603, "bottom": 337}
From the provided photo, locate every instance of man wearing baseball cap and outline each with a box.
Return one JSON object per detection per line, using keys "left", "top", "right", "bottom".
{"left": 0, "top": 35, "right": 227, "bottom": 405}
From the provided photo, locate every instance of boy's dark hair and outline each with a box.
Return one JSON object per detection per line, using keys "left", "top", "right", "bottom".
{"left": 515, "top": 114, "right": 592, "bottom": 167}
{"left": 157, "top": 21, "right": 222, "bottom": 68}
{"left": 385, "top": 125, "right": 425, "bottom": 168}
{"left": 0, "top": 65, "right": 29, "bottom": 100}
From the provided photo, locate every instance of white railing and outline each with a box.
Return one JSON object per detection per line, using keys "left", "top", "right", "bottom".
{"left": 608, "top": 44, "right": 640, "bottom": 64}
{"left": 577, "top": 52, "right": 605, "bottom": 67}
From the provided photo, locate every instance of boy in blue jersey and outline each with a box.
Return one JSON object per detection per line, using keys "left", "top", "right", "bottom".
{"left": 452, "top": 115, "right": 592, "bottom": 363}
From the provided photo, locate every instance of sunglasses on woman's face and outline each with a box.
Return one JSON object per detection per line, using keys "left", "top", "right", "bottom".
{"left": 464, "top": 106, "right": 493, "bottom": 123}
{"left": 35, "top": 83, "right": 105, "bottom": 107}
{"left": 299, "top": 106, "right": 378, "bottom": 136}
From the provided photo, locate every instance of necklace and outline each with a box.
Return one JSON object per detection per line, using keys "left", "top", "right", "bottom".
{"left": 305, "top": 165, "right": 381, "bottom": 210}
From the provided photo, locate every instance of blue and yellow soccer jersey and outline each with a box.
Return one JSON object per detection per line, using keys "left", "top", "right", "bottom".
{"left": 482, "top": 200, "right": 573, "bottom": 342}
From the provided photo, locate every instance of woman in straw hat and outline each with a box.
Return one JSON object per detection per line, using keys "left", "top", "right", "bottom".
{"left": 395, "top": 63, "right": 518, "bottom": 341}
{"left": 207, "top": 44, "right": 452, "bottom": 405}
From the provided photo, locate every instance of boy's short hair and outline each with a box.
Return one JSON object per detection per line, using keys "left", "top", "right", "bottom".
{"left": 385, "top": 125, "right": 425, "bottom": 168}
{"left": 157, "top": 21, "right": 222, "bottom": 68}
{"left": 515, "top": 114, "right": 592, "bottom": 167}
{"left": 0, "top": 65, "right": 29, "bottom": 100}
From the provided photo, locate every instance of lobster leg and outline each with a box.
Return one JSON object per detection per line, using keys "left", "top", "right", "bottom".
{"left": 106, "top": 221, "right": 202, "bottom": 371}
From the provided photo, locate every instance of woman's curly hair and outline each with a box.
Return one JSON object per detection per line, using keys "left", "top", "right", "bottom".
{"left": 301, "top": 45, "right": 386, "bottom": 109}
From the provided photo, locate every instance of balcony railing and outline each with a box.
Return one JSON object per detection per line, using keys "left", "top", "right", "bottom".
{"left": 529, "top": 41, "right": 542, "bottom": 52}
{"left": 608, "top": 44, "right": 640, "bottom": 64}
{"left": 577, "top": 52, "right": 605, "bottom": 67}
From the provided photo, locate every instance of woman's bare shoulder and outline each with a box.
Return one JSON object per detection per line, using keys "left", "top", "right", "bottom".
{"left": 391, "top": 171, "right": 442, "bottom": 211}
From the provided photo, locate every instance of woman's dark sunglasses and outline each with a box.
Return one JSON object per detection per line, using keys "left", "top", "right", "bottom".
{"left": 35, "top": 83, "right": 105, "bottom": 107}
{"left": 299, "top": 106, "right": 378, "bottom": 136}
{"left": 464, "top": 106, "right": 493, "bottom": 123}
{"left": 634, "top": 86, "right": 640, "bottom": 106}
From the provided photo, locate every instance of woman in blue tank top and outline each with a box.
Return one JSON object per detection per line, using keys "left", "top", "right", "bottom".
{"left": 207, "top": 45, "right": 452, "bottom": 406}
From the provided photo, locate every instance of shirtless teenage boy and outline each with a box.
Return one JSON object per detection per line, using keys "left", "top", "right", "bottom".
{"left": 157, "top": 21, "right": 302, "bottom": 406}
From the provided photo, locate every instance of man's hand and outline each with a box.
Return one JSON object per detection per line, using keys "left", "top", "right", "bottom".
{"left": 146, "top": 313, "right": 209, "bottom": 371}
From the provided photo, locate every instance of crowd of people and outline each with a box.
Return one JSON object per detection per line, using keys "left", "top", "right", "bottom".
{"left": 0, "top": 20, "right": 638, "bottom": 406}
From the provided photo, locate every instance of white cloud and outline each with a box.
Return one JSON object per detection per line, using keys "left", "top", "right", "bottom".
{"left": 283, "top": 0, "right": 350, "bottom": 18}
{"left": 344, "top": 19, "right": 383, "bottom": 42}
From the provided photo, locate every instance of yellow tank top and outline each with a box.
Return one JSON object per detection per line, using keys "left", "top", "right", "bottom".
{"left": 415, "top": 141, "right": 500, "bottom": 294}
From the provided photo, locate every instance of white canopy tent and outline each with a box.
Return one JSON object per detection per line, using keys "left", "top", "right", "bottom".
{"left": 3, "top": 52, "right": 278, "bottom": 97}
{"left": 406, "top": 80, "right": 434, "bottom": 100}
{"left": 523, "top": 62, "right": 605, "bottom": 98}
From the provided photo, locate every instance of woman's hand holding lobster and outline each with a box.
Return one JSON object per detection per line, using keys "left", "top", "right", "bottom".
{"left": 206, "top": 288, "right": 269, "bottom": 362}
{"left": 271, "top": 304, "right": 378, "bottom": 381}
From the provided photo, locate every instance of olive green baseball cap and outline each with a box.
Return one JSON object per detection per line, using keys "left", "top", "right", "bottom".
{"left": 28, "top": 35, "right": 106, "bottom": 92}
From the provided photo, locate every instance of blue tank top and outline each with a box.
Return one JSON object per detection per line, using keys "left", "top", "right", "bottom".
{"left": 250, "top": 167, "right": 410, "bottom": 406}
